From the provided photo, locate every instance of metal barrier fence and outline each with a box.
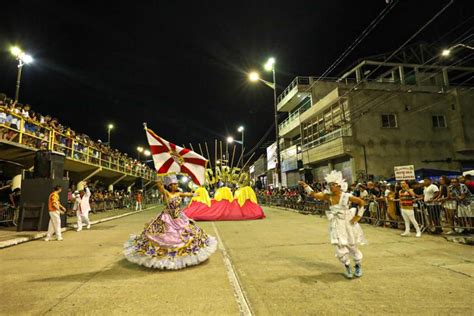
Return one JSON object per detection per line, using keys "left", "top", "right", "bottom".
{"left": 0, "top": 204, "right": 17, "bottom": 225}
{"left": 259, "top": 195, "right": 473, "bottom": 234}
{"left": 66, "top": 196, "right": 162, "bottom": 216}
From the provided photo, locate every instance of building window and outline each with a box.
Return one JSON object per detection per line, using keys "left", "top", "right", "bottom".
{"left": 432, "top": 115, "right": 447, "bottom": 128}
{"left": 381, "top": 114, "right": 397, "bottom": 128}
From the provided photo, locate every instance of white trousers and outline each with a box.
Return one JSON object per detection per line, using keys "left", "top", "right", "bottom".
{"left": 335, "top": 245, "right": 363, "bottom": 266}
{"left": 47, "top": 211, "right": 62, "bottom": 238}
{"left": 401, "top": 208, "right": 421, "bottom": 234}
{"left": 76, "top": 210, "right": 90, "bottom": 229}
{"left": 135, "top": 202, "right": 142, "bottom": 211}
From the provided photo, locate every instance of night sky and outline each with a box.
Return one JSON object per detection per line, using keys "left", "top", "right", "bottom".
{"left": 0, "top": 0, "right": 472, "bottom": 161}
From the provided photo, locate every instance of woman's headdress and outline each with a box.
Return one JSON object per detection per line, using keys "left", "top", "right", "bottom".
{"left": 324, "top": 170, "right": 348, "bottom": 192}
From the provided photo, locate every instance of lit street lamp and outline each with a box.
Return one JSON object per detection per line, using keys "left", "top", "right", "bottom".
{"left": 441, "top": 43, "right": 474, "bottom": 57}
{"left": 143, "top": 149, "right": 151, "bottom": 157}
{"left": 107, "top": 124, "right": 114, "bottom": 147}
{"left": 237, "top": 126, "right": 244, "bottom": 168}
{"left": 10, "top": 46, "right": 33, "bottom": 102}
{"left": 226, "top": 136, "right": 234, "bottom": 167}
{"left": 248, "top": 57, "right": 281, "bottom": 187}
{"left": 137, "top": 146, "right": 144, "bottom": 160}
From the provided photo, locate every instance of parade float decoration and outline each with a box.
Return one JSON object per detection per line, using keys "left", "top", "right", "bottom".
{"left": 144, "top": 124, "right": 265, "bottom": 221}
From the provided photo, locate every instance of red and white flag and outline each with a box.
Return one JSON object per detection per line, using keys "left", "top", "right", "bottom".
{"left": 145, "top": 127, "right": 208, "bottom": 185}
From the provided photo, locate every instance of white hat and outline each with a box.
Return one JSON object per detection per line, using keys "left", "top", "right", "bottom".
{"left": 164, "top": 174, "right": 178, "bottom": 186}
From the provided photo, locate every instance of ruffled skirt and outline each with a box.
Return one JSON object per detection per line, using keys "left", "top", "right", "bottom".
{"left": 124, "top": 211, "right": 217, "bottom": 270}
{"left": 326, "top": 208, "right": 367, "bottom": 246}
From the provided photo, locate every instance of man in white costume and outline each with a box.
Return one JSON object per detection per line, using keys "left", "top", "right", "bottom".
{"left": 76, "top": 182, "right": 92, "bottom": 231}
{"left": 300, "top": 170, "right": 367, "bottom": 279}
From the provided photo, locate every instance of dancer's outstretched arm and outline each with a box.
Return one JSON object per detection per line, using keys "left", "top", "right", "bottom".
{"left": 298, "top": 181, "right": 328, "bottom": 201}
{"left": 348, "top": 195, "right": 365, "bottom": 224}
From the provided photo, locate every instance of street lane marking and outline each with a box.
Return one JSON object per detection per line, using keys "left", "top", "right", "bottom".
{"left": 212, "top": 222, "right": 253, "bottom": 316}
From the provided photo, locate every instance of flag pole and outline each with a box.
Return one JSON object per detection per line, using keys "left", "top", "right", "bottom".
{"left": 242, "top": 152, "right": 255, "bottom": 172}
{"left": 205, "top": 142, "right": 212, "bottom": 169}
{"left": 230, "top": 144, "right": 236, "bottom": 169}
{"left": 235, "top": 146, "right": 244, "bottom": 169}
{"left": 219, "top": 141, "right": 223, "bottom": 167}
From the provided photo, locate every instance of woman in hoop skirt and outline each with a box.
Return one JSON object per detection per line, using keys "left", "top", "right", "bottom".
{"left": 124, "top": 175, "right": 217, "bottom": 270}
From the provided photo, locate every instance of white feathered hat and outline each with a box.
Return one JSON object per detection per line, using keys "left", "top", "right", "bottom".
{"left": 164, "top": 174, "right": 178, "bottom": 186}
{"left": 324, "top": 170, "right": 348, "bottom": 192}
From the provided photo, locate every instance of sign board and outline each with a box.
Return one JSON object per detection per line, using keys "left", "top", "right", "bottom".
{"left": 394, "top": 165, "right": 415, "bottom": 180}
{"left": 266, "top": 142, "right": 277, "bottom": 170}
{"left": 281, "top": 145, "right": 298, "bottom": 173}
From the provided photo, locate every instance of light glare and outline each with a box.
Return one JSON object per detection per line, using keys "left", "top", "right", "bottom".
{"left": 10, "top": 46, "right": 22, "bottom": 57}
{"left": 22, "top": 54, "right": 33, "bottom": 64}
{"left": 441, "top": 49, "right": 450, "bottom": 57}
{"left": 144, "top": 149, "right": 151, "bottom": 156}
{"left": 238, "top": 126, "right": 244, "bottom": 132}
{"left": 137, "top": 146, "right": 144, "bottom": 153}
{"left": 108, "top": 124, "right": 114, "bottom": 129}
{"left": 249, "top": 72, "right": 260, "bottom": 82}
{"left": 227, "top": 136, "right": 234, "bottom": 143}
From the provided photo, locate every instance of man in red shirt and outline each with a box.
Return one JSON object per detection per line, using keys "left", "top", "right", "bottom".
{"left": 465, "top": 174, "right": 474, "bottom": 194}
{"left": 135, "top": 190, "right": 143, "bottom": 211}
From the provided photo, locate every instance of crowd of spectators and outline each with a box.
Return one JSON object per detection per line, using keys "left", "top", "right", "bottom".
{"left": 256, "top": 174, "right": 474, "bottom": 234}
{"left": 0, "top": 94, "right": 153, "bottom": 177}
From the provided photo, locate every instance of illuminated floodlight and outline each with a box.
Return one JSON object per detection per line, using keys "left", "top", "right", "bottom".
{"left": 10, "top": 46, "right": 22, "bottom": 57}
{"left": 144, "top": 149, "right": 151, "bottom": 156}
{"left": 227, "top": 136, "right": 234, "bottom": 143}
{"left": 22, "top": 54, "right": 33, "bottom": 64}
{"left": 441, "top": 49, "right": 451, "bottom": 57}
{"left": 238, "top": 126, "right": 244, "bottom": 132}
{"left": 249, "top": 72, "right": 260, "bottom": 82}
{"left": 264, "top": 57, "right": 275, "bottom": 71}
{"left": 137, "top": 146, "right": 144, "bottom": 153}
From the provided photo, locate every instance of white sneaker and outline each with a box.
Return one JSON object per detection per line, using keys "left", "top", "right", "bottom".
{"left": 86, "top": 224, "right": 91, "bottom": 229}
{"left": 77, "top": 228, "right": 82, "bottom": 232}
{"left": 44, "top": 237, "right": 51, "bottom": 242}
{"left": 57, "top": 237, "right": 63, "bottom": 241}
{"left": 401, "top": 232, "right": 410, "bottom": 237}
{"left": 416, "top": 232, "right": 422, "bottom": 238}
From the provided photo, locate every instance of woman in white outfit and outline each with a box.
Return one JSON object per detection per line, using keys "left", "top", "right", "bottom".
{"left": 300, "top": 170, "right": 367, "bottom": 279}
{"left": 76, "top": 184, "right": 92, "bottom": 231}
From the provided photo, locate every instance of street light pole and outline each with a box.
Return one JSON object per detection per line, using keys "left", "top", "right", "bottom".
{"left": 241, "top": 129, "right": 244, "bottom": 169}
{"left": 249, "top": 57, "right": 282, "bottom": 187}
{"left": 15, "top": 62, "right": 23, "bottom": 102}
{"left": 238, "top": 126, "right": 244, "bottom": 169}
{"left": 271, "top": 67, "right": 282, "bottom": 187}
{"left": 107, "top": 124, "right": 114, "bottom": 147}
{"left": 10, "top": 46, "right": 33, "bottom": 103}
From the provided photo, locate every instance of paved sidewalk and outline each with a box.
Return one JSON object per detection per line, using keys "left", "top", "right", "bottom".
{"left": 0, "top": 205, "right": 161, "bottom": 249}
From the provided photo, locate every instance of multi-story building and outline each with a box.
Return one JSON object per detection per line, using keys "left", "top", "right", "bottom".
{"left": 276, "top": 55, "right": 474, "bottom": 185}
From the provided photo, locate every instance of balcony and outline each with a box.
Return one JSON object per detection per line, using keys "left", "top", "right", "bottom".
{"left": 277, "top": 77, "right": 317, "bottom": 112}
{"left": 301, "top": 128, "right": 352, "bottom": 164}
{"left": 278, "top": 97, "right": 311, "bottom": 137}
{"left": 299, "top": 87, "right": 342, "bottom": 123}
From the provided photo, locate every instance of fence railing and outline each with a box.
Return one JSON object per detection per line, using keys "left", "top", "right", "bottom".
{"left": 259, "top": 195, "right": 473, "bottom": 233}
{"left": 0, "top": 108, "right": 156, "bottom": 180}
{"left": 301, "top": 127, "right": 351, "bottom": 151}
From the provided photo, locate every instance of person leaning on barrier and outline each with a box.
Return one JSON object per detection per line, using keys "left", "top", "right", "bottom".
{"left": 423, "top": 178, "right": 441, "bottom": 234}
{"left": 449, "top": 178, "right": 473, "bottom": 234}
{"left": 435, "top": 176, "right": 456, "bottom": 235}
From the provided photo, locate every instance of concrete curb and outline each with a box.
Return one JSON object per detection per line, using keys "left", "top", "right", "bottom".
{"left": 0, "top": 205, "right": 159, "bottom": 249}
